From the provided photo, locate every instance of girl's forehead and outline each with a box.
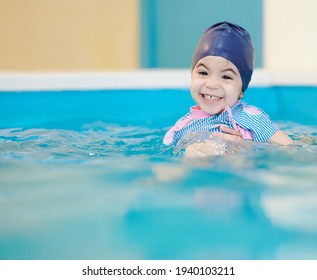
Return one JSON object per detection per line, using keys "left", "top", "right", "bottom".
{"left": 195, "top": 56, "right": 238, "bottom": 70}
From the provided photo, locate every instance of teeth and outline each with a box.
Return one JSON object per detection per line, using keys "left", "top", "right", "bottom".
{"left": 203, "top": 94, "right": 220, "bottom": 100}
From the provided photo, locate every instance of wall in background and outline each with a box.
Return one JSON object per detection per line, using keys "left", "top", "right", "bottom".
{"left": 0, "top": 0, "right": 139, "bottom": 70}
{"left": 140, "top": 0, "right": 263, "bottom": 68}
{"left": 1, "top": 0, "right": 317, "bottom": 72}
{"left": 264, "top": 0, "right": 317, "bottom": 72}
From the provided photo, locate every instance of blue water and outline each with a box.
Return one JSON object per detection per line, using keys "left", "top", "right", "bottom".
{"left": 0, "top": 87, "right": 317, "bottom": 260}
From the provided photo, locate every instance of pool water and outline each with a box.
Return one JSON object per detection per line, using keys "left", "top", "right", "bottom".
{"left": 0, "top": 87, "right": 317, "bottom": 260}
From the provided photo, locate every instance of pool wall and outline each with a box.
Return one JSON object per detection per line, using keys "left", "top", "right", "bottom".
{"left": 1, "top": 70, "right": 317, "bottom": 129}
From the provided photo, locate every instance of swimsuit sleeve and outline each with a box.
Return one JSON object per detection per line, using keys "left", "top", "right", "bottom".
{"left": 236, "top": 105, "right": 278, "bottom": 142}
{"left": 163, "top": 113, "right": 191, "bottom": 145}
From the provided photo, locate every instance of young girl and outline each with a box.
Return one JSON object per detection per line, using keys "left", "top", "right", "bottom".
{"left": 163, "top": 22, "right": 293, "bottom": 156}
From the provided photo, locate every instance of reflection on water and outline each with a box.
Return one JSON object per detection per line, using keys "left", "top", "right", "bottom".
{"left": 0, "top": 121, "right": 317, "bottom": 259}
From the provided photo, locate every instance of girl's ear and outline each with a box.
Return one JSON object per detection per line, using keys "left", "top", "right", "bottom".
{"left": 239, "top": 92, "right": 244, "bottom": 99}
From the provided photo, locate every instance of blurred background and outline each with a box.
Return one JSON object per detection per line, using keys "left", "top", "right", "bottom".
{"left": 1, "top": 0, "right": 317, "bottom": 72}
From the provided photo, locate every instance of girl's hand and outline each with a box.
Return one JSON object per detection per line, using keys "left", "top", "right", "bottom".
{"left": 213, "top": 125, "right": 243, "bottom": 142}
{"left": 185, "top": 140, "right": 218, "bottom": 158}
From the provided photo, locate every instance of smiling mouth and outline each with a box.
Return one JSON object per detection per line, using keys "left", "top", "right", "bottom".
{"left": 200, "top": 93, "right": 223, "bottom": 103}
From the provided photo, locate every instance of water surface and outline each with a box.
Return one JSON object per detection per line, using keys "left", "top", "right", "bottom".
{"left": 1, "top": 121, "right": 316, "bottom": 259}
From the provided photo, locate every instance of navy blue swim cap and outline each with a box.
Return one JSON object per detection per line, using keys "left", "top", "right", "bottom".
{"left": 192, "top": 22, "right": 254, "bottom": 92}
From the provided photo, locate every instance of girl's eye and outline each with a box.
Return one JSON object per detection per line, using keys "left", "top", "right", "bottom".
{"left": 198, "top": 71, "right": 208, "bottom": 76}
{"left": 223, "top": 75, "right": 233, "bottom": 80}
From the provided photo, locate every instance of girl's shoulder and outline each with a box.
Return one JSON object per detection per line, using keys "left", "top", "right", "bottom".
{"left": 235, "top": 101, "right": 268, "bottom": 117}
{"left": 232, "top": 101, "right": 278, "bottom": 142}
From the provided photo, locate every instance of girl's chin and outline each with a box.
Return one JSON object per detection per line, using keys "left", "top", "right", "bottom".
{"left": 200, "top": 105, "right": 224, "bottom": 115}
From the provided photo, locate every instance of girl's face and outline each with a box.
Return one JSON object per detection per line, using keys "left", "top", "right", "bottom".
{"left": 190, "top": 55, "right": 243, "bottom": 115}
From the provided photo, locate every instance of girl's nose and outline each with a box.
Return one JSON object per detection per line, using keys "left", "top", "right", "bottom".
{"left": 205, "top": 77, "right": 220, "bottom": 89}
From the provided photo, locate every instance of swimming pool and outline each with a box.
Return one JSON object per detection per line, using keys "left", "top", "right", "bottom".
{"left": 0, "top": 72, "right": 317, "bottom": 260}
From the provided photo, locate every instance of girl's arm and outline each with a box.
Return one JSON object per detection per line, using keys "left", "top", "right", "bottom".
{"left": 269, "top": 130, "right": 294, "bottom": 145}
{"left": 215, "top": 126, "right": 294, "bottom": 145}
